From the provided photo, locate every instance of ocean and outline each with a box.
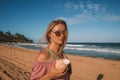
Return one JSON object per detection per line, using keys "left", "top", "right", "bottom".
{"left": 12, "top": 42, "right": 120, "bottom": 60}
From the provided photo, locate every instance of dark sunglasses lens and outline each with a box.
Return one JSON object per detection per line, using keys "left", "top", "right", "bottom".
{"left": 63, "top": 31, "right": 67, "bottom": 36}
{"left": 55, "top": 31, "right": 61, "bottom": 36}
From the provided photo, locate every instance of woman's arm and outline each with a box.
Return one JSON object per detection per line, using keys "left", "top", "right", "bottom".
{"left": 37, "top": 61, "right": 67, "bottom": 80}
{"left": 32, "top": 50, "right": 67, "bottom": 80}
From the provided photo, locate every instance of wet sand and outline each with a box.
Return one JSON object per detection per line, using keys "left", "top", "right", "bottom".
{"left": 0, "top": 44, "right": 120, "bottom": 80}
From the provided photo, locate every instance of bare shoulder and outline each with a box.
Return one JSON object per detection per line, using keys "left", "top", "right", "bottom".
{"left": 35, "top": 49, "right": 50, "bottom": 62}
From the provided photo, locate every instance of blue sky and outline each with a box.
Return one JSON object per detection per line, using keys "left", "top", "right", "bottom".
{"left": 0, "top": 0, "right": 120, "bottom": 42}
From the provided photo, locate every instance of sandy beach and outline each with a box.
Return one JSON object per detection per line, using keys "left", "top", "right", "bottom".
{"left": 0, "top": 44, "right": 120, "bottom": 80}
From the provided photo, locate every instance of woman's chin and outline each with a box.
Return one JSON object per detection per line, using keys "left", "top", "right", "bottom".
{"left": 57, "top": 41, "right": 64, "bottom": 45}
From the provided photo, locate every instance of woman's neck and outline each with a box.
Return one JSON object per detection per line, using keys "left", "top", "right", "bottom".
{"left": 48, "top": 43, "right": 61, "bottom": 55}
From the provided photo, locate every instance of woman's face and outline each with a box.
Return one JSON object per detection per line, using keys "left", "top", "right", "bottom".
{"left": 49, "top": 23, "right": 67, "bottom": 45}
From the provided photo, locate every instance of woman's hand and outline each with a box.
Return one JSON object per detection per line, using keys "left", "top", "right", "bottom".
{"left": 46, "top": 61, "right": 67, "bottom": 79}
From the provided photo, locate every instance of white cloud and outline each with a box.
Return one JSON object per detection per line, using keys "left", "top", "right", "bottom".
{"left": 64, "top": 2, "right": 78, "bottom": 10}
{"left": 56, "top": 13, "right": 97, "bottom": 25}
{"left": 64, "top": 1, "right": 106, "bottom": 14}
{"left": 103, "top": 14, "right": 120, "bottom": 21}
{"left": 56, "top": 14, "right": 120, "bottom": 25}
{"left": 58, "top": 1, "right": 120, "bottom": 25}
{"left": 79, "top": 3, "right": 84, "bottom": 9}
{"left": 87, "top": 3, "right": 101, "bottom": 12}
{"left": 56, "top": 16, "right": 83, "bottom": 25}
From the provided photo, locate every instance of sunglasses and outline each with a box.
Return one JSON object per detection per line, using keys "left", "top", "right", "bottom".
{"left": 52, "top": 30, "right": 68, "bottom": 37}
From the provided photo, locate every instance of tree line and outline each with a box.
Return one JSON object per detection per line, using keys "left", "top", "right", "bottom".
{"left": 0, "top": 31, "right": 33, "bottom": 43}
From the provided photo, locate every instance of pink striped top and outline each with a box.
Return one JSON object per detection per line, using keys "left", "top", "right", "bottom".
{"left": 29, "top": 61, "right": 71, "bottom": 80}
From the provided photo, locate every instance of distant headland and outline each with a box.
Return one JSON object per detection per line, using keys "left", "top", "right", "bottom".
{"left": 0, "top": 31, "right": 33, "bottom": 43}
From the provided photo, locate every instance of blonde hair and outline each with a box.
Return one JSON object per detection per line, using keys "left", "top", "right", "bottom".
{"left": 41, "top": 20, "right": 68, "bottom": 54}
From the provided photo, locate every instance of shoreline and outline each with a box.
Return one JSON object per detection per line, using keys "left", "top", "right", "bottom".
{"left": 0, "top": 44, "right": 120, "bottom": 80}
{"left": 2, "top": 43, "right": 120, "bottom": 61}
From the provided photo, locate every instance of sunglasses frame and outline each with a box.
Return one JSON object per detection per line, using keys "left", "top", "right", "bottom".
{"left": 52, "top": 30, "right": 68, "bottom": 37}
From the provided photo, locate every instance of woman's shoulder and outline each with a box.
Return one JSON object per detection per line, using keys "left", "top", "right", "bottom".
{"left": 35, "top": 49, "right": 50, "bottom": 62}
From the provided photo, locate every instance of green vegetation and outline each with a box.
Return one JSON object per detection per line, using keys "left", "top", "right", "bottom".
{"left": 0, "top": 31, "right": 33, "bottom": 43}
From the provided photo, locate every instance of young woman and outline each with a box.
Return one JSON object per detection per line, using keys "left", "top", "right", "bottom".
{"left": 30, "top": 20, "right": 72, "bottom": 80}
